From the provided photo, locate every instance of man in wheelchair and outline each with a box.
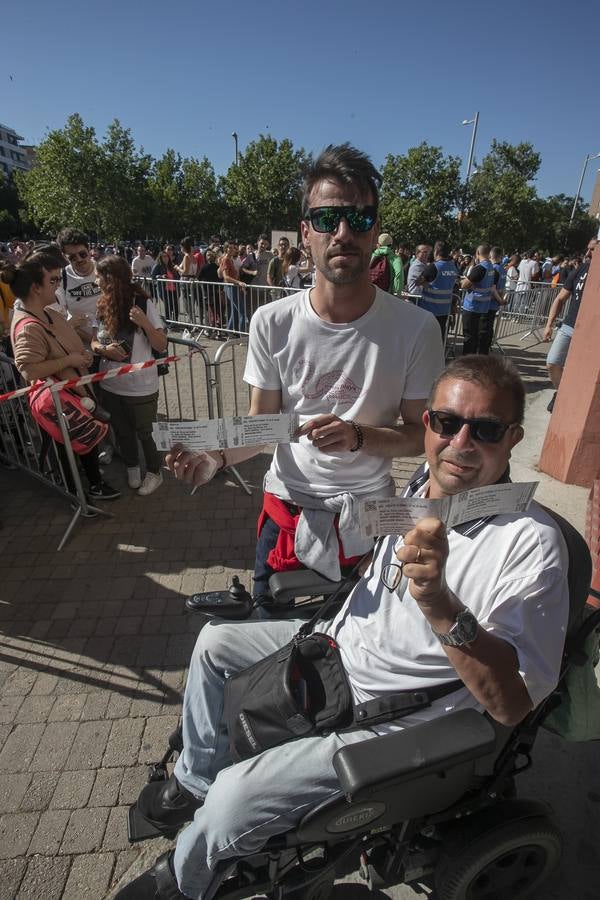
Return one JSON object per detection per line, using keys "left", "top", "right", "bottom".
{"left": 118, "top": 355, "right": 573, "bottom": 899}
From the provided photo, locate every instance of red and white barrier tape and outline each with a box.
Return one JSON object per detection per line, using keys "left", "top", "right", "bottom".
{"left": 0, "top": 349, "right": 198, "bottom": 405}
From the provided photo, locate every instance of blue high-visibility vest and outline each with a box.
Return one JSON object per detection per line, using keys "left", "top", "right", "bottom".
{"left": 489, "top": 263, "right": 506, "bottom": 311}
{"left": 463, "top": 259, "right": 495, "bottom": 313}
{"left": 420, "top": 259, "right": 458, "bottom": 316}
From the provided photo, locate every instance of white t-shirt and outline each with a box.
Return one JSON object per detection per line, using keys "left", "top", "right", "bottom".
{"left": 284, "top": 265, "right": 303, "bottom": 289}
{"left": 243, "top": 288, "right": 444, "bottom": 496}
{"left": 516, "top": 258, "right": 539, "bottom": 290}
{"left": 55, "top": 264, "right": 101, "bottom": 321}
{"left": 328, "top": 500, "right": 569, "bottom": 731}
{"left": 132, "top": 255, "right": 154, "bottom": 277}
{"left": 506, "top": 266, "right": 519, "bottom": 291}
{"left": 98, "top": 299, "right": 165, "bottom": 397}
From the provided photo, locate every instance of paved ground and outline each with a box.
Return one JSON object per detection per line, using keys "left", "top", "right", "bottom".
{"left": 0, "top": 335, "right": 598, "bottom": 899}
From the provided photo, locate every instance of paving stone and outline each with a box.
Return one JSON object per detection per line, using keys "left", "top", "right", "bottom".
{"left": 15, "top": 694, "right": 55, "bottom": 724}
{"left": 61, "top": 852, "right": 115, "bottom": 900}
{"left": 0, "top": 812, "right": 39, "bottom": 858}
{"left": 65, "top": 719, "right": 112, "bottom": 769}
{"left": 89, "top": 767, "right": 123, "bottom": 807}
{"left": 28, "top": 672, "right": 60, "bottom": 695}
{"left": 118, "top": 766, "right": 150, "bottom": 805}
{"left": 0, "top": 858, "right": 27, "bottom": 900}
{"left": 139, "top": 715, "right": 180, "bottom": 765}
{"left": 0, "top": 723, "right": 45, "bottom": 772}
{"left": 2, "top": 668, "right": 37, "bottom": 697}
{"left": 50, "top": 769, "right": 96, "bottom": 809}
{"left": 20, "top": 771, "right": 60, "bottom": 812}
{"left": 16, "top": 855, "right": 71, "bottom": 900}
{"left": 0, "top": 772, "right": 32, "bottom": 814}
{"left": 29, "top": 721, "right": 79, "bottom": 772}
{"left": 27, "top": 807, "right": 71, "bottom": 855}
{"left": 103, "top": 718, "right": 145, "bottom": 767}
{"left": 102, "top": 805, "right": 132, "bottom": 851}
{"left": 80, "top": 692, "right": 111, "bottom": 720}
{"left": 105, "top": 692, "right": 132, "bottom": 719}
{"left": 60, "top": 807, "right": 110, "bottom": 855}
{"left": 0, "top": 695, "right": 23, "bottom": 724}
{"left": 47, "top": 694, "right": 87, "bottom": 722}
{"left": 111, "top": 849, "right": 139, "bottom": 888}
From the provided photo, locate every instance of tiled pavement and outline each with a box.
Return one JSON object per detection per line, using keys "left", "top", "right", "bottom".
{"left": 0, "top": 336, "right": 599, "bottom": 899}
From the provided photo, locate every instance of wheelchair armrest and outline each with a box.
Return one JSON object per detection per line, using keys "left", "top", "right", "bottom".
{"left": 268, "top": 570, "right": 347, "bottom": 605}
{"left": 333, "top": 709, "right": 497, "bottom": 800}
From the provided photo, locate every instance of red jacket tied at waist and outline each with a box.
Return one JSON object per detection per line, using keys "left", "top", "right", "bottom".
{"left": 258, "top": 492, "right": 361, "bottom": 573}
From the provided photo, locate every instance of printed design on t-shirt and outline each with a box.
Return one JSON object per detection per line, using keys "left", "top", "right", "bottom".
{"left": 68, "top": 282, "right": 101, "bottom": 300}
{"left": 574, "top": 270, "right": 588, "bottom": 299}
{"left": 293, "top": 358, "right": 361, "bottom": 404}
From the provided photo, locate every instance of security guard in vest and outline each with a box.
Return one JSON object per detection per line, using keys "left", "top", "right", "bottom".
{"left": 479, "top": 246, "right": 508, "bottom": 355}
{"left": 461, "top": 243, "right": 503, "bottom": 355}
{"left": 420, "top": 240, "right": 459, "bottom": 341}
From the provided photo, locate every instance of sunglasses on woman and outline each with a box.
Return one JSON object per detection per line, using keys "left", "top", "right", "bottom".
{"left": 305, "top": 206, "right": 377, "bottom": 234}
{"left": 427, "top": 409, "right": 517, "bottom": 444}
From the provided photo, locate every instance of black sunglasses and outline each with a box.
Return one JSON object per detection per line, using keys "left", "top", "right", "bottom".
{"left": 305, "top": 206, "right": 377, "bottom": 234}
{"left": 427, "top": 409, "right": 517, "bottom": 444}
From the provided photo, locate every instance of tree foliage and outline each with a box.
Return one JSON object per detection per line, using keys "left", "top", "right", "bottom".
{"left": 219, "top": 135, "right": 309, "bottom": 239}
{"left": 379, "top": 143, "right": 462, "bottom": 246}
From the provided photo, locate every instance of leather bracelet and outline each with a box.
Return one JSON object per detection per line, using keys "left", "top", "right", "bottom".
{"left": 349, "top": 420, "right": 364, "bottom": 453}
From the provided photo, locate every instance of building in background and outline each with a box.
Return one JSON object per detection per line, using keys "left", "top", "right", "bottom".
{"left": 0, "top": 123, "right": 34, "bottom": 178}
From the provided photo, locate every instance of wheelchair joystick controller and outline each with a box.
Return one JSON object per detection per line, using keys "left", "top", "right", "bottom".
{"left": 185, "top": 575, "right": 254, "bottom": 619}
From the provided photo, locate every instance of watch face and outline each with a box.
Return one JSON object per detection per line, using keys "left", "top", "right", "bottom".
{"left": 455, "top": 610, "right": 478, "bottom": 643}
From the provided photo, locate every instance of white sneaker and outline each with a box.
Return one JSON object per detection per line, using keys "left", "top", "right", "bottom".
{"left": 127, "top": 466, "right": 142, "bottom": 489}
{"left": 138, "top": 471, "right": 163, "bottom": 496}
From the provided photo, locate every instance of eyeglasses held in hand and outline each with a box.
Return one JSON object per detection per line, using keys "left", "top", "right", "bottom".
{"left": 380, "top": 562, "right": 404, "bottom": 592}
{"left": 305, "top": 206, "right": 377, "bottom": 234}
{"left": 67, "top": 250, "right": 89, "bottom": 262}
{"left": 427, "top": 409, "right": 517, "bottom": 444}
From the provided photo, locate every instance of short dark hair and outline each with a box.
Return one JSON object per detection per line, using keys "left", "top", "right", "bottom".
{"left": 180, "top": 236, "right": 193, "bottom": 253}
{"left": 429, "top": 355, "right": 525, "bottom": 424}
{"left": 490, "top": 246, "right": 503, "bottom": 262}
{"left": 258, "top": 233, "right": 269, "bottom": 242}
{"left": 476, "top": 243, "right": 491, "bottom": 257}
{"left": 0, "top": 244, "right": 65, "bottom": 298}
{"left": 302, "top": 143, "right": 382, "bottom": 218}
{"left": 434, "top": 240, "right": 450, "bottom": 259}
{"left": 56, "top": 228, "right": 90, "bottom": 250}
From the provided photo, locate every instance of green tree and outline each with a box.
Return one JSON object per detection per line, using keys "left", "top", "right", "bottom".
{"left": 15, "top": 114, "right": 104, "bottom": 236}
{"left": 219, "top": 135, "right": 309, "bottom": 238}
{"left": 379, "top": 143, "right": 462, "bottom": 246}
{"left": 529, "top": 193, "right": 597, "bottom": 255}
{"left": 180, "top": 157, "right": 220, "bottom": 238}
{"left": 100, "top": 120, "right": 153, "bottom": 239}
{"left": 463, "top": 140, "right": 541, "bottom": 250}
{"left": 146, "top": 149, "right": 184, "bottom": 239}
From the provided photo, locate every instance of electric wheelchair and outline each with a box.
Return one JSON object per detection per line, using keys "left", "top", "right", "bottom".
{"left": 122, "top": 508, "right": 599, "bottom": 899}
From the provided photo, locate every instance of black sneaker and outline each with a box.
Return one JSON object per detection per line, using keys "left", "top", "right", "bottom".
{"left": 88, "top": 480, "right": 121, "bottom": 501}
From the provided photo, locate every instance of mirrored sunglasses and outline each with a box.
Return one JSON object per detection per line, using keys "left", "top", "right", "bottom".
{"left": 305, "top": 206, "right": 377, "bottom": 234}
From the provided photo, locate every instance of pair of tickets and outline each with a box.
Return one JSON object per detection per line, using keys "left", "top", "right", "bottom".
{"left": 152, "top": 414, "right": 538, "bottom": 536}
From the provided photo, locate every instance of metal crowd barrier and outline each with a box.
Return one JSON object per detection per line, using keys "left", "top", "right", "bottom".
{"left": 136, "top": 277, "right": 297, "bottom": 340}
{"left": 0, "top": 350, "right": 111, "bottom": 550}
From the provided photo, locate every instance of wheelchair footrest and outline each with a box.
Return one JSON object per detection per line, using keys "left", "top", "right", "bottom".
{"left": 127, "top": 803, "right": 179, "bottom": 844}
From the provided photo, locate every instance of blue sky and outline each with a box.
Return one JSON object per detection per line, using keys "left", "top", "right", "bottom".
{"left": 2, "top": 0, "right": 597, "bottom": 202}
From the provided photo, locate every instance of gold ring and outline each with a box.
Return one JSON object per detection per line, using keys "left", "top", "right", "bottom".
{"left": 415, "top": 547, "right": 422, "bottom": 564}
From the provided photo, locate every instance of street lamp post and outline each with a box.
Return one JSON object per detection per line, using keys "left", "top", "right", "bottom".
{"left": 462, "top": 112, "right": 480, "bottom": 185}
{"left": 569, "top": 152, "right": 600, "bottom": 227}
{"left": 231, "top": 132, "right": 239, "bottom": 166}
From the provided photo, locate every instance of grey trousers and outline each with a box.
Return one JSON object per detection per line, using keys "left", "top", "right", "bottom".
{"left": 172, "top": 618, "right": 375, "bottom": 899}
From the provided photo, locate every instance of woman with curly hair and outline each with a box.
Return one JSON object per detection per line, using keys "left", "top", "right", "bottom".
{"left": 91, "top": 256, "right": 167, "bottom": 496}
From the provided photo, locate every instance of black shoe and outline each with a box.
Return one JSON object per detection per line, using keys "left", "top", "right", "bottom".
{"left": 88, "top": 480, "right": 121, "bottom": 500}
{"left": 114, "top": 851, "right": 189, "bottom": 899}
{"left": 137, "top": 773, "right": 203, "bottom": 832}
{"left": 547, "top": 392, "right": 557, "bottom": 413}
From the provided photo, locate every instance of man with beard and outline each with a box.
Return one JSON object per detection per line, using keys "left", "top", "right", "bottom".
{"left": 55, "top": 228, "right": 102, "bottom": 346}
{"left": 171, "top": 144, "right": 444, "bottom": 611}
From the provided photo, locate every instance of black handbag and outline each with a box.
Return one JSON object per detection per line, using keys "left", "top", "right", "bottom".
{"left": 224, "top": 542, "right": 464, "bottom": 762}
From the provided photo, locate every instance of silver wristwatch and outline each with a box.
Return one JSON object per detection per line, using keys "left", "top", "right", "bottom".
{"left": 432, "top": 609, "right": 479, "bottom": 647}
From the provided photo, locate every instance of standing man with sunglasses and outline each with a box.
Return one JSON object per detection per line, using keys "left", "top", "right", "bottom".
{"left": 55, "top": 228, "right": 102, "bottom": 346}
{"left": 169, "top": 144, "right": 443, "bottom": 613}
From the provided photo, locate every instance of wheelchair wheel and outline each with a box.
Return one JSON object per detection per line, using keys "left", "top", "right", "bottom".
{"left": 434, "top": 815, "right": 561, "bottom": 900}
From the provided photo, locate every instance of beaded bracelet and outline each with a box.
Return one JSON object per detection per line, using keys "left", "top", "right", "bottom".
{"left": 349, "top": 420, "right": 364, "bottom": 453}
